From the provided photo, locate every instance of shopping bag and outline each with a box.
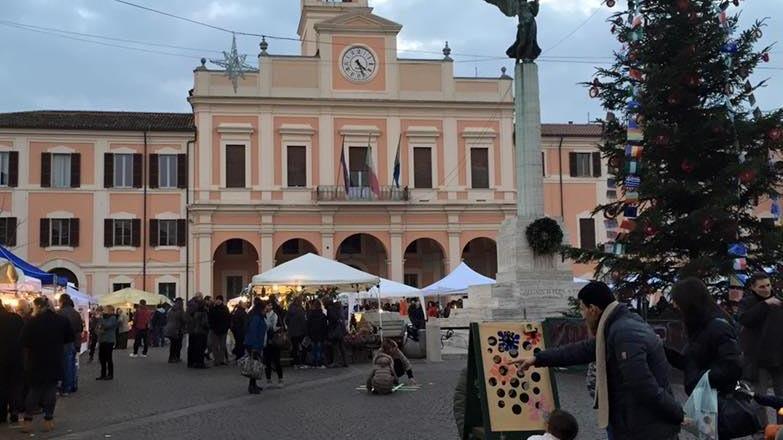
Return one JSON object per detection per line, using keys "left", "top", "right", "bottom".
{"left": 683, "top": 371, "right": 719, "bottom": 440}
{"left": 238, "top": 354, "right": 264, "bottom": 379}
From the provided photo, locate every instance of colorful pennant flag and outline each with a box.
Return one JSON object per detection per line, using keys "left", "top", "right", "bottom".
{"left": 732, "top": 258, "right": 748, "bottom": 271}
{"left": 623, "top": 205, "right": 638, "bottom": 218}
{"left": 728, "top": 243, "right": 748, "bottom": 257}
{"left": 366, "top": 133, "right": 381, "bottom": 197}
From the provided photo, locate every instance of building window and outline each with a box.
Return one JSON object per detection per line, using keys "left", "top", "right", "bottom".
{"left": 113, "top": 283, "right": 130, "bottom": 292}
{"left": 113, "top": 154, "right": 134, "bottom": 188}
{"left": 113, "top": 219, "right": 133, "bottom": 247}
{"left": 341, "top": 235, "right": 362, "bottom": 254}
{"left": 541, "top": 151, "right": 546, "bottom": 177}
{"left": 226, "top": 239, "right": 244, "bottom": 255}
{"left": 159, "top": 155, "right": 178, "bottom": 188}
{"left": 225, "top": 145, "right": 246, "bottom": 188}
{"left": 413, "top": 147, "right": 433, "bottom": 189}
{"left": 0, "top": 217, "right": 17, "bottom": 246}
{"left": 159, "top": 282, "right": 176, "bottom": 300}
{"left": 404, "top": 273, "right": 419, "bottom": 288}
{"left": 470, "top": 147, "right": 489, "bottom": 189}
{"left": 579, "top": 218, "right": 596, "bottom": 250}
{"left": 158, "top": 220, "right": 178, "bottom": 246}
{"left": 50, "top": 219, "right": 71, "bottom": 247}
{"left": 281, "top": 240, "right": 300, "bottom": 255}
{"left": 349, "top": 147, "right": 369, "bottom": 187}
{"left": 287, "top": 146, "right": 307, "bottom": 187}
{"left": 0, "top": 152, "right": 8, "bottom": 186}
{"left": 569, "top": 152, "right": 602, "bottom": 178}
{"left": 51, "top": 154, "right": 72, "bottom": 188}
{"left": 226, "top": 276, "right": 244, "bottom": 300}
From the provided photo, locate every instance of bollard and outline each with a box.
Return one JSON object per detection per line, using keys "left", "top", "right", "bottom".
{"left": 426, "top": 318, "right": 442, "bottom": 362}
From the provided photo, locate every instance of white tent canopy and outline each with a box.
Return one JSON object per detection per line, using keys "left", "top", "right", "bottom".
{"left": 353, "top": 278, "right": 420, "bottom": 300}
{"left": 251, "top": 253, "right": 380, "bottom": 292}
{"left": 422, "top": 262, "right": 495, "bottom": 297}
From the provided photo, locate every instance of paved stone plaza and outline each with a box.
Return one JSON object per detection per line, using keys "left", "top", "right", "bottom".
{"left": 2, "top": 345, "right": 615, "bottom": 440}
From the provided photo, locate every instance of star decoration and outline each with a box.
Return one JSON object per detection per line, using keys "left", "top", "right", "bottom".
{"left": 497, "top": 330, "right": 520, "bottom": 352}
{"left": 210, "top": 34, "right": 254, "bottom": 93}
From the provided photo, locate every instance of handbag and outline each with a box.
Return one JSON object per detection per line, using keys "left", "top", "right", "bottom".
{"left": 718, "top": 390, "right": 764, "bottom": 439}
{"left": 238, "top": 353, "right": 264, "bottom": 379}
{"left": 271, "top": 330, "right": 289, "bottom": 349}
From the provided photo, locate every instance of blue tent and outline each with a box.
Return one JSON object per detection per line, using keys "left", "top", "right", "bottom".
{"left": 0, "top": 245, "right": 63, "bottom": 286}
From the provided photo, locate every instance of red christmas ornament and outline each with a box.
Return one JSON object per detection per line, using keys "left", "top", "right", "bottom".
{"left": 589, "top": 87, "right": 600, "bottom": 98}
{"left": 606, "top": 0, "right": 616, "bottom": 7}
{"left": 762, "top": 52, "right": 770, "bottom": 63}
{"left": 644, "top": 224, "right": 657, "bottom": 237}
{"left": 667, "top": 92, "right": 681, "bottom": 106}
{"left": 739, "top": 169, "right": 756, "bottom": 184}
{"left": 676, "top": 0, "right": 690, "bottom": 12}
{"left": 702, "top": 218, "right": 714, "bottom": 232}
{"left": 768, "top": 127, "right": 783, "bottom": 142}
{"left": 681, "top": 160, "right": 695, "bottom": 173}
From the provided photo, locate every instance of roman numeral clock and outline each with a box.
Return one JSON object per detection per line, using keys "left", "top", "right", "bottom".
{"left": 340, "top": 46, "right": 377, "bottom": 82}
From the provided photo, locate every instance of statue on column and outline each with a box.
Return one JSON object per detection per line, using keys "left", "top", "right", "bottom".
{"left": 484, "top": 0, "right": 542, "bottom": 62}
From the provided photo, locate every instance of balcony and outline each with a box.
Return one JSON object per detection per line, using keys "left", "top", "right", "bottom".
{"left": 315, "top": 185, "right": 409, "bottom": 202}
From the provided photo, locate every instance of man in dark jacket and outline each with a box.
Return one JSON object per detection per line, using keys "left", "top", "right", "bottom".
{"left": 56, "top": 294, "right": 83, "bottom": 395}
{"left": 20, "top": 297, "right": 73, "bottom": 433}
{"left": 738, "top": 272, "right": 783, "bottom": 425}
{"left": 208, "top": 296, "right": 231, "bottom": 366}
{"left": 284, "top": 299, "right": 307, "bottom": 368}
{"left": 0, "top": 299, "right": 24, "bottom": 425}
{"left": 516, "top": 282, "right": 683, "bottom": 440}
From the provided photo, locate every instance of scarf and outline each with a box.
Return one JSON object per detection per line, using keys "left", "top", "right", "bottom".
{"left": 594, "top": 300, "right": 620, "bottom": 429}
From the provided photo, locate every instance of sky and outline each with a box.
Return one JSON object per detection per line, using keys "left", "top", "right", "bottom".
{"left": 0, "top": 0, "right": 781, "bottom": 123}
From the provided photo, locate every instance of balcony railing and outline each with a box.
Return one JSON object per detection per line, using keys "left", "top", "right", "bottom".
{"left": 315, "top": 185, "right": 409, "bottom": 202}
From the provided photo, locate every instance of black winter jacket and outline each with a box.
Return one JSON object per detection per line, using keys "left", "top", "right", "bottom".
{"left": 306, "top": 310, "right": 328, "bottom": 343}
{"left": 535, "top": 305, "right": 683, "bottom": 440}
{"left": 208, "top": 304, "right": 231, "bottom": 335}
{"left": 665, "top": 315, "right": 743, "bottom": 396}
{"left": 737, "top": 293, "right": 783, "bottom": 379}
{"left": 21, "top": 309, "right": 73, "bottom": 385}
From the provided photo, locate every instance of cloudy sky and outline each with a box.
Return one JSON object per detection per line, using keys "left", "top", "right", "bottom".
{"left": 1, "top": 0, "right": 781, "bottom": 122}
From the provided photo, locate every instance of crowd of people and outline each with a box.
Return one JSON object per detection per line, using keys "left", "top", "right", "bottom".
{"left": 514, "top": 273, "right": 783, "bottom": 440}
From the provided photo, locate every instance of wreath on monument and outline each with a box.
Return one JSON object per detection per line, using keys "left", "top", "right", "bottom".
{"left": 525, "top": 217, "right": 564, "bottom": 255}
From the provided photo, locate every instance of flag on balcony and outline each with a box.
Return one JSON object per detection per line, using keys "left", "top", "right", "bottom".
{"left": 366, "top": 133, "right": 380, "bottom": 197}
{"left": 392, "top": 135, "right": 401, "bottom": 188}
{"left": 339, "top": 136, "right": 350, "bottom": 193}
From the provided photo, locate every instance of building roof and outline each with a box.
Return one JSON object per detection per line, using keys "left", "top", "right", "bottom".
{"left": 0, "top": 111, "right": 195, "bottom": 132}
{"left": 541, "top": 123, "right": 602, "bottom": 137}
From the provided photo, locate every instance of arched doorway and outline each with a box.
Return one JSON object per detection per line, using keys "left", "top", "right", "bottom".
{"left": 212, "top": 238, "right": 259, "bottom": 300}
{"left": 49, "top": 267, "right": 78, "bottom": 288}
{"left": 274, "top": 238, "right": 318, "bottom": 266}
{"left": 335, "top": 233, "right": 388, "bottom": 278}
{"left": 403, "top": 238, "right": 446, "bottom": 288}
{"left": 462, "top": 237, "right": 498, "bottom": 279}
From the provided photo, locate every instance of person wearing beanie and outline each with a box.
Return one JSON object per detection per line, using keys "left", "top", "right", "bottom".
{"left": 515, "top": 281, "right": 683, "bottom": 440}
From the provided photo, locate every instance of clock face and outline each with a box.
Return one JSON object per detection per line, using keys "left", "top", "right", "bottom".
{"left": 340, "top": 46, "right": 377, "bottom": 82}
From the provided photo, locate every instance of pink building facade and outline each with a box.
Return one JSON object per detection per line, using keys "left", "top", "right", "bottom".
{"left": 0, "top": 0, "right": 624, "bottom": 299}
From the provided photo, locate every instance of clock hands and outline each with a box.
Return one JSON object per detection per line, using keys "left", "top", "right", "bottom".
{"left": 354, "top": 59, "right": 368, "bottom": 76}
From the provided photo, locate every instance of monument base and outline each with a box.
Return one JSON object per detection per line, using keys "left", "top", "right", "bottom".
{"left": 443, "top": 216, "right": 580, "bottom": 325}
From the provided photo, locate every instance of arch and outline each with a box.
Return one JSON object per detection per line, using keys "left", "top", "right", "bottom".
{"left": 212, "top": 238, "right": 260, "bottom": 300}
{"left": 402, "top": 232, "right": 448, "bottom": 257}
{"left": 335, "top": 233, "right": 388, "bottom": 278}
{"left": 274, "top": 238, "right": 319, "bottom": 266}
{"left": 210, "top": 231, "right": 260, "bottom": 256}
{"left": 461, "top": 237, "right": 498, "bottom": 279}
{"left": 403, "top": 237, "right": 446, "bottom": 288}
{"left": 39, "top": 259, "right": 86, "bottom": 289}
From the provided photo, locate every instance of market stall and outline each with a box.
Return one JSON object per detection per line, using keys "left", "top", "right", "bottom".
{"left": 98, "top": 287, "right": 172, "bottom": 308}
{"left": 422, "top": 262, "right": 496, "bottom": 297}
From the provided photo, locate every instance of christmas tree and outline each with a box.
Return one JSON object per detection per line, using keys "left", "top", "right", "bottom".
{"left": 565, "top": 0, "right": 783, "bottom": 295}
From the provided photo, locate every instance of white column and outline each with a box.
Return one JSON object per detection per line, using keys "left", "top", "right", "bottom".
{"left": 390, "top": 232, "right": 403, "bottom": 282}
{"left": 321, "top": 234, "right": 334, "bottom": 259}
{"left": 516, "top": 62, "right": 544, "bottom": 217}
{"left": 443, "top": 118, "right": 458, "bottom": 190}
{"left": 260, "top": 112, "right": 274, "bottom": 190}
{"left": 448, "top": 232, "right": 461, "bottom": 273}
{"left": 197, "top": 234, "right": 212, "bottom": 295}
{"left": 500, "top": 113, "right": 514, "bottom": 191}
{"left": 261, "top": 233, "right": 274, "bottom": 271}
{"left": 319, "top": 114, "right": 334, "bottom": 185}
{"left": 197, "top": 112, "right": 212, "bottom": 201}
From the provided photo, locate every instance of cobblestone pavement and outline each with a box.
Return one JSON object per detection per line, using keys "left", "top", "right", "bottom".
{"left": 1, "top": 344, "right": 714, "bottom": 440}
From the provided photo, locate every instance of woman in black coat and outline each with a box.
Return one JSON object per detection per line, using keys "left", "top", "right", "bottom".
{"left": 306, "top": 300, "right": 328, "bottom": 368}
{"left": 665, "top": 277, "right": 743, "bottom": 439}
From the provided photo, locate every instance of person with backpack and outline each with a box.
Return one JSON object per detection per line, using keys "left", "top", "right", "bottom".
{"left": 366, "top": 351, "right": 396, "bottom": 394}
{"left": 244, "top": 298, "right": 267, "bottom": 394}
{"left": 326, "top": 299, "right": 348, "bottom": 368}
